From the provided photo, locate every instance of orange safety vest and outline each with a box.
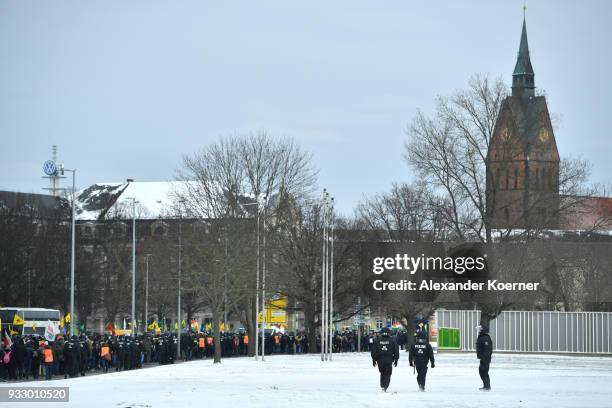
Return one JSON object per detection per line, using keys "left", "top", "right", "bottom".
{"left": 100, "top": 346, "right": 110, "bottom": 357}
{"left": 243, "top": 335, "right": 249, "bottom": 345}
{"left": 206, "top": 336, "right": 213, "bottom": 346}
{"left": 43, "top": 348, "right": 54, "bottom": 363}
{"left": 198, "top": 338, "right": 205, "bottom": 348}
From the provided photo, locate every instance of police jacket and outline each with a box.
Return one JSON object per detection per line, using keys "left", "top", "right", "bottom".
{"left": 408, "top": 341, "right": 434, "bottom": 367}
{"left": 370, "top": 336, "right": 399, "bottom": 365}
{"left": 476, "top": 333, "right": 493, "bottom": 361}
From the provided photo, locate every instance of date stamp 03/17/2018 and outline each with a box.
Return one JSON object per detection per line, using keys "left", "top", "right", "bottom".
{"left": 0, "top": 387, "right": 69, "bottom": 402}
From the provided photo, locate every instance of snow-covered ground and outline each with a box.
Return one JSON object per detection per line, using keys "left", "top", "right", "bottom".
{"left": 6, "top": 352, "right": 612, "bottom": 408}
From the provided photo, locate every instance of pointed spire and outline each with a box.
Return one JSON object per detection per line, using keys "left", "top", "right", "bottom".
{"left": 512, "top": 15, "right": 535, "bottom": 98}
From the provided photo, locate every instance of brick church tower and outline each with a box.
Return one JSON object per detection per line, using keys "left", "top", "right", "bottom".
{"left": 486, "top": 17, "right": 560, "bottom": 230}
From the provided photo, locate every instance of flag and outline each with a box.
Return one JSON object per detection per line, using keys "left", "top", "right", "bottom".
{"left": 64, "top": 313, "right": 71, "bottom": 324}
{"left": 2, "top": 329, "right": 12, "bottom": 348}
{"left": 105, "top": 322, "right": 115, "bottom": 335}
{"left": 123, "top": 318, "right": 126, "bottom": 330}
{"left": 174, "top": 322, "right": 178, "bottom": 330}
{"left": 32, "top": 322, "right": 37, "bottom": 332}
{"left": 13, "top": 314, "right": 25, "bottom": 326}
{"left": 181, "top": 319, "right": 186, "bottom": 329}
{"left": 44, "top": 320, "right": 57, "bottom": 342}
{"left": 9, "top": 326, "right": 19, "bottom": 335}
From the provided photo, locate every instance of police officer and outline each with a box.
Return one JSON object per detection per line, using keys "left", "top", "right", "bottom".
{"left": 408, "top": 331, "right": 435, "bottom": 391}
{"left": 370, "top": 327, "right": 399, "bottom": 392}
{"left": 476, "top": 324, "right": 493, "bottom": 391}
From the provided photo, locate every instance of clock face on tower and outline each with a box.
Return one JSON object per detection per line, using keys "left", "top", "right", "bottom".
{"left": 538, "top": 127, "right": 550, "bottom": 143}
{"left": 501, "top": 127, "right": 511, "bottom": 141}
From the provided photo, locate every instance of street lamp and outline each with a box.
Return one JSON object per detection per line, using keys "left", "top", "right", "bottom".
{"left": 261, "top": 195, "right": 267, "bottom": 361}
{"left": 61, "top": 167, "right": 77, "bottom": 337}
{"left": 126, "top": 178, "right": 137, "bottom": 336}
{"left": 177, "top": 199, "right": 185, "bottom": 359}
{"left": 145, "top": 254, "right": 152, "bottom": 332}
{"left": 242, "top": 199, "right": 261, "bottom": 361}
{"left": 321, "top": 189, "right": 334, "bottom": 362}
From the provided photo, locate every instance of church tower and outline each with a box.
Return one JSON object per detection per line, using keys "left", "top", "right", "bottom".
{"left": 486, "top": 16, "right": 560, "bottom": 230}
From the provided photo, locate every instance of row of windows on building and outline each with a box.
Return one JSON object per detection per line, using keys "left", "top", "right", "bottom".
{"left": 78, "top": 220, "right": 212, "bottom": 238}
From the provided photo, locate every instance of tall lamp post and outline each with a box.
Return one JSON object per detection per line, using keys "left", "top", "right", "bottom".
{"left": 61, "top": 167, "right": 77, "bottom": 337}
{"left": 261, "top": 195, "right": 268, "bottom": 361}
{"left": 145, "top": 254, "right": 152, "bottom": 332}
{"left": 126, "top": 178, "right": 137, "bottom": 336}
{"left": 242, "top": 199, "right": 261, "bottom": 360}
{"left": 177, "top": 199, "right": 185, "bottom": 359}
{"left": 329, "top": 196, "right": 335, "bottom": 361}
{"left": 320, "top": 189, "right": 334, "bottom": 362}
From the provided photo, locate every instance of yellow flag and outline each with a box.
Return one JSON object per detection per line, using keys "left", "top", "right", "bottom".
{"left": 174, "top": 322, "right": 178, "bottom": 330}
{"left": 181, "top": 319, "right": 186, "bottom": 328}
{"left": 13, "top": 314, "right": 25, "bottom": 325}
{"left": 9, "top": 326, "right": 19, "bottom": 335}
{"left": 65, "top": 313, "right": 71, "bottom": 324}
{"left": 32, "top": 322, "right": 37, "bottom": 331}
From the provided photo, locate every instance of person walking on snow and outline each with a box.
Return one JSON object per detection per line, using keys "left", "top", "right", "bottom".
{"left": 370, "top": 327, "right": 399, "bottom": 392}
{"left": 408, "top": 331, "right": 435, "bottom": 391}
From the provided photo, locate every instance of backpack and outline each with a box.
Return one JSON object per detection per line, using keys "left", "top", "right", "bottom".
{"left": 3, "top": 351, "right": 11, "bottom": 364}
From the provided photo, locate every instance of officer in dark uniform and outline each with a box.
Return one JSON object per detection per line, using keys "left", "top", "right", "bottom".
{"left": 408, "top": 331, "right": 435, "bottom": 391}
{"left": 116, "top": 336, "right": 125, "bottom": 371}
{"left": 370, "top": 327, "right": 399, "bottom": 392}
{"left": 476, "top": 324, "right": 493, "bottom": 391}
{"left": 62, "top": 339, "right": 74, "bottom": 378}
{"left": 78, "top": 335, "right": 89, "bottom": 376}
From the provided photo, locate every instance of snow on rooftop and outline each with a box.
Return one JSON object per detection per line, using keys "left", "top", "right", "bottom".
{"left": 75, "top": 181, "right": 185, "bottom": 221}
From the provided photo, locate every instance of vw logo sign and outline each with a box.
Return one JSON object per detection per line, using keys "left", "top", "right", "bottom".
{"left": 43, "top": 160, "right": 57, "bottom": 176}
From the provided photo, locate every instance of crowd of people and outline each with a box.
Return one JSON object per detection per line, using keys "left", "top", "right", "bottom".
{"left": 0, "top": 327, "right": 419, "bottom": 383}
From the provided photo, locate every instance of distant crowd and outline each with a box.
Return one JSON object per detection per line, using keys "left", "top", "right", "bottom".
{"left": 0, "top": 328, "right": 411, "bottom": 382}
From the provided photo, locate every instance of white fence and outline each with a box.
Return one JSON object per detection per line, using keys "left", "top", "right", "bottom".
{"left": 435, "top": 309, "right": 612, "bottom": 354}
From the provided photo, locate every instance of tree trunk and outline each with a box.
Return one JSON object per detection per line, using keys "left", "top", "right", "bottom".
{"left": 212, "top": 307, "right": 222, "bottom": 363}
{"left": 246, "top": 295, "right": 256, "bottom": 357}
{"left": 304, "top": 306, "right": 317, "bottom": 354}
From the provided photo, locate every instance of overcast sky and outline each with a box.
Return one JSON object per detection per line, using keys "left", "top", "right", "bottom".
{"left": 1, "top": 0, "right": 610, "bottom": 214}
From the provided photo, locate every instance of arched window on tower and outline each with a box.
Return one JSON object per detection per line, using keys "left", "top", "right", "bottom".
{"left": 505, "top": 169, "right": 509, "bottom": 190}
{"left": 514, "top": 168, "right": 518, "bottom": 189}
{"left": 496, "top": 167, "right": 501, "bottom": 189}
{"left": 548, "top": 168, "right": 553, "bottom": 190}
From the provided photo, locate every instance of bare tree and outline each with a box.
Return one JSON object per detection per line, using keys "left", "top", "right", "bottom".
{"left": 174, "top": 131, "right": 318, "bottom": 361}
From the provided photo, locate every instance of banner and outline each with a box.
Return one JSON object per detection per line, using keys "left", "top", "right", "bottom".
{"left": 44, "top": 320, "right": 58, "bottom": 342}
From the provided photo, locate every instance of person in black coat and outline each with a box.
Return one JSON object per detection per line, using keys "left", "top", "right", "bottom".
{"left": 408, "top": 331, "right": 435, "bottom": 391}
{"left": 476, "top": 324, "right": 493, "bottom": 391}
{"left": 13, "top": 336, "right": 26, "bottom": 379}
{"left": 370, "top": 327, "right": 399, "bottom": 392}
